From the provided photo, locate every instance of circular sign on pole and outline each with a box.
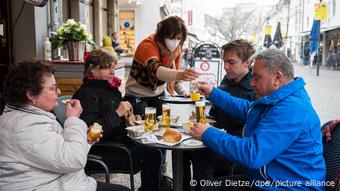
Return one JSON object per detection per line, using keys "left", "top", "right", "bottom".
{"left": 200, "top": 61, "right": 210, "bottom": 71}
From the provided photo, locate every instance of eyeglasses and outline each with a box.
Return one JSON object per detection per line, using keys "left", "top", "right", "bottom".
{"left": 43, "top": 85, "right": 60, "bottom": 94}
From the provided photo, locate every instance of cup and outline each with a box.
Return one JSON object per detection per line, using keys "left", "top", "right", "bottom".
{"left": 162, "top": 104, "right": 170, "bottom": 129}
{"left": 144, "top": 107, "right": 157, "bottom": 132}
{"left": 195, "top": 101, "right": 206, "bottom": 124}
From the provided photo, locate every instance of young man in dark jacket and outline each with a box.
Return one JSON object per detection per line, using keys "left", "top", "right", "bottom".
{"left": 183, "top": 40, "right": 256, "bottom": 190}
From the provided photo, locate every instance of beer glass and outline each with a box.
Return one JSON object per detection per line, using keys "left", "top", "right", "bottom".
{"left": 190, "top": 85, "right": 201, "bottom": 101}
{"left": 162, "top": 104, "right": 170, "bottom": 129}
{"left": 144, "top": 107, "right": 157, "bottom": 132}
{"left": 189, "top": 67, "right": 201, "bottom": 101}
{"left": 195, "top": 101, "right": 206, "bottom": 124}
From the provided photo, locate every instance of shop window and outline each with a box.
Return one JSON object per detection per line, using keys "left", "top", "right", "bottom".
{"left": 119, "top": 10, "right": 135, "bottom": 52}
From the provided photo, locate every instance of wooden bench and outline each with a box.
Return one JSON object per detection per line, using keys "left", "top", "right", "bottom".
{"left": 52, "top": 60, "right": 125, "bottom": 96}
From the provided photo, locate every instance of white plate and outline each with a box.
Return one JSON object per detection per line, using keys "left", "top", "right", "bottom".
{"left": 182, "top": 139, "right": 203, "bottom": 146}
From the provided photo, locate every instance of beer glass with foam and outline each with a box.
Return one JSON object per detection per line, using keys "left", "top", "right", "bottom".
{"left": 162, "top": 104, "right": 170, "bottom": 129}
{"left": 144, "top": 107, "right": 157, "bottom": 132}
{"left": 195, "top": 101, "right": 206, "bottom": 124}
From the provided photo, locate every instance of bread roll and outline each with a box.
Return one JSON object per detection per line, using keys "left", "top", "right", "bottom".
{"left": 88, "top": 122, "right": 102, "bottom": 141}
{"left": 163, "top": 129, "right": 182, "bottom": 143}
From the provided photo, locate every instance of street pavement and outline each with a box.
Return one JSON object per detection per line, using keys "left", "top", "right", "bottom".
{"left": 294, "top": 63, "right": 340, "bottom": 124}
{"left": 93, "top": 60, "right": 340, "bottom": 190}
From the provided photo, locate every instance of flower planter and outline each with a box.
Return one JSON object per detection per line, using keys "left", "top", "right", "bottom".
{"left": 67, "top": 41, "right": 85, "bottom": 61}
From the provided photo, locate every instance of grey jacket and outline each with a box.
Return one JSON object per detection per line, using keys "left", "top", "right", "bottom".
{"left": 0, "top": 105, "right": 96, "bottom": 191}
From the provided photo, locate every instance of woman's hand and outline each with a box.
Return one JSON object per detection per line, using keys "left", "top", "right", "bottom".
{"left": 177, "top": 68, "right": 198, "bottom": 81}
{"left": 166, "top": 81, "right": 175, "bottom": 96}
{"left": 66, "top": 99, "right": 83, "bottom": 118}
{"left": 189, "top": 122, "right": 210, "bottom": 140}
{"left": 135, "top": 115, "right": 142, "bottom": 121}
{"left": 87, "top": 129, "right": 103, "bottom": 144}
{"left": 116, "top": 101, "right": 132, "bottom": 117}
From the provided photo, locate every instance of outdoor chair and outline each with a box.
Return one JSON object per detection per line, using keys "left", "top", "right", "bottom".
{"left": 85, "top": 142, "right": 140, "bottom": 191}
{"left": 322, "top": 120, "right": 340, "bottom": 191}
{"left": 54, "top": 96, "right": 139, "bottom": 190}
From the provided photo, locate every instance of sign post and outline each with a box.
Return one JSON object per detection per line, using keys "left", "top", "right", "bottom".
{"left": 192, "top": 43, "right": 222, "bottom": 86}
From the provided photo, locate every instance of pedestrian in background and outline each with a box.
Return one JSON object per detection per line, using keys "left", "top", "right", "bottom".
{"left": 111, "top": 32, "right": 127, "bottom": 56}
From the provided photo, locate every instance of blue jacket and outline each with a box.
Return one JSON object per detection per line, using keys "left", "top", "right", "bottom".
{"left": 203, "top": 77, "right": 326, "bottom": 190}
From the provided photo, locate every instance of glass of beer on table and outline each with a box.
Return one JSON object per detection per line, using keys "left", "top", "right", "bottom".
{"left": 144, "top": 107, "right": 157, "bottom": 132}
{"left": 195, "top": 101, "right": 206, "bottom": 124}
{"left": 162, "top": 104, "right": 170, "bottom": 129}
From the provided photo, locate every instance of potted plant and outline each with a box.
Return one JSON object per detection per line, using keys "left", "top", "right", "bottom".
{"left": 51, "top": 19, "right": 95, "bottom": 61}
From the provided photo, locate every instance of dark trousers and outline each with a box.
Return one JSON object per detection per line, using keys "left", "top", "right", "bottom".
{"left": 201, "top": 175, "right": 258, "bottom": 191}
{"left": 97, "top": 182, "right": 130, "bottom": 191}
{"left": 90, "top": 144, "right": 163, "bottom": 191}
{"left": 183, "top": 149, "right": 214, "bottom": 191}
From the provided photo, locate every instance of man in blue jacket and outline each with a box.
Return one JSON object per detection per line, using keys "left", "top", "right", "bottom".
{"left": 190, "top": 49, "right": 326, "bottom": 191}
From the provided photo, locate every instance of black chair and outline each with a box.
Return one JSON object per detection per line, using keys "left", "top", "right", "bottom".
{"left": 86, "top": 142, "right": 140, "bottom": 191}
{"left": 54, "top": 96, "right": 139, "bottom": 190}
{"left": 322, "top": 120, "right": 340, "bottom": 191}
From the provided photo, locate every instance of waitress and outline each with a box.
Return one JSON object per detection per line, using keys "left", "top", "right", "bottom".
{"left": 125, "top": 16, "right": 198, "bottom": 116}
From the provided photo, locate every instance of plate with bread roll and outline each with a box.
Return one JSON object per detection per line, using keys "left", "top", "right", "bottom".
{"left": 156, "top": 128, "right": 191, "bottom": 146}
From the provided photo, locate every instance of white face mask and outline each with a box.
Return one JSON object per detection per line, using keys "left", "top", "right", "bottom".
{"left": 165, "top": 38, "right": 181, "bottom": 52}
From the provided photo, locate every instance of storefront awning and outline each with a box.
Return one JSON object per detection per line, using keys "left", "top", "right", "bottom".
{"left": 292, "top": 25, "right": 340, "bottom": 37}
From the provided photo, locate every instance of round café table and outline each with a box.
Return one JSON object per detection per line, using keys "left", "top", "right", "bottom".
{"left": 159, "top": 95, "right": 210, "bottom": 124}
{"left": 130, "top": 133, "right": 206, "bottom": 191}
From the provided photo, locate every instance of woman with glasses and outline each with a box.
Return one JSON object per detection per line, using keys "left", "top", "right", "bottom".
{"left": 125, "top": 16, "right": 198, "bottom": 116}
{"left": 0, "top": 59, "right": 129, "bottom": 191}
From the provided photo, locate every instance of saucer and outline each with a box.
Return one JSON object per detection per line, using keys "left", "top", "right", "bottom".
{"left": 182, "top": 139, "right": 203, "bottom": 146}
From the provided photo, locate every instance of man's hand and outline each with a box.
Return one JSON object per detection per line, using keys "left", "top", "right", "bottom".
{"left": 195, "top": 82, "right": 213, "bottom": 98}
{"left": 189, "top": 122, "right": 210, "bottom": 140}
{"left": 66, "top": 99, "right": 83, "bottom": 118}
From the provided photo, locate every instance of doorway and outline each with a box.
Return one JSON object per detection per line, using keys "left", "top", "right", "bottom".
{"left": 0, "top": 0, "right": 11, "bottom": 114}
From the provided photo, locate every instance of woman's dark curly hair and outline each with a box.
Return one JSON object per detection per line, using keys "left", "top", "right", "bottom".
{"left": 154, "top": 16, "right": 188, "bottom": 47}
{"left": 3, "top": 59, "right": 55, "bottom": 107}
